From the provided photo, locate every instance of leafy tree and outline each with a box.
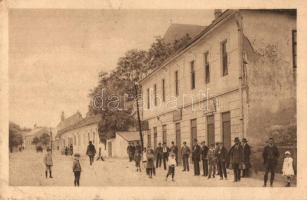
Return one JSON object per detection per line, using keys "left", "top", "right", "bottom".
{"left": 9, "top": 122, "right": 24, "bottom": 152}
{"left": 39, "top": 133, "right": 51, "bottom": 146}
{"left": 32, "top": 136, "right": 40, "bottom": 145}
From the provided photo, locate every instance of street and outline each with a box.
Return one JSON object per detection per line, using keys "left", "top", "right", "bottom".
{"left": 9, "top": 150, "right": 293, "bottom": 187}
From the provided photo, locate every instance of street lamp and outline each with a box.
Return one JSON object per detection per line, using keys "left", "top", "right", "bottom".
{"left": 49, "top": 128, "right": 53, "bottom": 153}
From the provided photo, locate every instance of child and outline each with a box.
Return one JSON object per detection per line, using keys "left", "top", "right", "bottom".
{"left": 166, "top": 153, "right": 176, "bottom": 181}
{"left": 44, "top": 147, "right": 53, "bottom": 178}
{"left": 282, "top": 151, "right": 295, "bottom": 187}
{"left": 134, "top": 150, "right": 142, "bottom": 172}
{"left": 146, "top": 149, "right": 155, "bottom": 178}
{"left": 208, "top": 144, "right": 217, "bottom": 179}
{"left": 72, "top": 153, "right": 82, "bottom": 186}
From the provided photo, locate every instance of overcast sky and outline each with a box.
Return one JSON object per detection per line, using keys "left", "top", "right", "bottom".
{"left": 9, "top": 9, "right": 214, "bottom": 128}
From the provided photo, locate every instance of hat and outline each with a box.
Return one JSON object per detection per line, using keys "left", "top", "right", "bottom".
{"left": 285, "top": 151, "right": 291, "bottom": 155}
{"left": 234, "top": 137, "right": 240, "bottom": 142}
{"left": 242, "top": 138, "right": 248, "bottom": 142}
{"left": 74, "top": 153, "right": 81, "bottom": 157}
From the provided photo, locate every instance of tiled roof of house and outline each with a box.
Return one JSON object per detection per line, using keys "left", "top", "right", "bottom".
{"left": 56, "top": 111, "right": 83, "bottom": 131}
{"left": 57, "top": 114, "right": 101, "bottom": 136}
{"left": 163, "top": 23, "right": 206, "bottom": 44}
{"left": 116, "top": 131, "right": 140, "bottom": 142}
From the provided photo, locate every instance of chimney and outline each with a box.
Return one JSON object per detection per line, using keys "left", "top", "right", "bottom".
{"left": 61, "top": 111, "right": 65, "bottom": 121}
{"left": 214, "top": 9, "right": 223, "bottom": 19}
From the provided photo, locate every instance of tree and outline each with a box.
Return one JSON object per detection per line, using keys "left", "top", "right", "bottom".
{"left": 39, "top": 133, "right": 51, "bottom": 146}
{"left": 32, "top": 136, "right": 40, "bottom": 145}
{"left": 9, "top": 122, "right": 24, "bottom": 153}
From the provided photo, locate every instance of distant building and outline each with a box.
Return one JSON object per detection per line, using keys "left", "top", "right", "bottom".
{"left": 56, "top": 111, "right": 102, "bottom": 154}
{"left": 106, "top": 131, "right": 140, "bottom": 158}
{"left": 139, "top": 9, "right": 296, "bottom": 169}
{"left": 23, "top": 126, "right": 50, "bottom": 150}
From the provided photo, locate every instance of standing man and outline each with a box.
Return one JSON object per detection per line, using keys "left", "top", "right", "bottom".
{"left": 192, "top": 139, "right": 201, "bottom": 176}
{"left": 201, "top": 141, "right": 209, "bottom": 176}
{"left": 162, "top": 142, "right": 170, "bottom": 170}
{"left": 263, "top": 138, "right": 279, "bottom": 187}
{"left": 86, "top": 141, "right": 96, "bottom": 166}
{"left": 216, "top": 142, "right": 228, "bottom": 180}
{"left": 181, "top": 141, "right": 190, "bottom": 172}
{"left": 135, "top": 141, "right": 142, "bottom": 154}
{"left": 228, "top": 137, "right": 243, "bottom": 182}
{"left": 131, "top": 143, "right": 136, "bottom": 161}
{"left": 127, "top": 143, "right": 133, "bottom": 162}
{"left": 170, "top": 141, "right": 179, "bottom": 166}
{"left": 242, "top": 138, "right": 251, "bottom": 177}
{"left": 155, "top": 143, "right": 163, "bottom": 168}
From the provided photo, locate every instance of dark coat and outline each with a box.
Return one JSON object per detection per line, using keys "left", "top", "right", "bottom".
{"left": 86, "top": 144, "right": 96, "bottom": 156}
{"left": 135, "top": 145, "right": 142, "bottom": 154}
{"left": 263, "top": 144, "right": 279, "bottom": 167}
{"left": 242, "top": 143, "right": 251, "bottom": 167}
{"left": 228, "top": 144, "right": 243, "bottom": 164}
{"left": 181, "top": 146, "right": 191, "bottom": 157}
{"left": 192, "top": 144, "right": 201, "bottom": 162}
{"left": 170, "top": 145, "right": 178, "bottom": 155}
{"left": 216, "top": 146, "right": 228, "bottom": 162}
{"left": 201, "top": 145, "right": 209, "bottom": 160}
{"left": 146, "top": 151, "right": 155, "bottom": 169}
{"left": 162, "top": 146, "right": 170, "bottom": 158}
{"left": 155, "top": 146, "right": 163, "bottom": 156}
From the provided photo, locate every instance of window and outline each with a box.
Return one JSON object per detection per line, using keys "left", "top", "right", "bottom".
{"left": 147, "top": 130, "right": 151, "bottom": 148}
{"left": 207, "top": 115, "right": 215, "bottom": 146}
{"left": 191, "top": 61, "right": 196, "bottom": 89}
{"left": 222, "top": 112, "right": 231, "bottom": 150}
{"left": 147, "top": 88, "right": 150, "bottom": 109}
{"left": 162, "top": 125, "right": 167, "bottom": 144}
{"left": 154, "top": 84, "right": 157, "bottom": 106}
{"left": 190, "top": 119, "right": 197, "bottom": 149}
{"left": 175, "top": 71, "right": 179, "bottom": 96}
{"left": 292, "top": 30, "right": 297, "bottom": 69}
{"left": 221, "top": 40, "right": 228, "bottom": 76}
{"left": 204, "top": 52, "right": 210, "bottom": 83}
{"left": 162, "top": 79, "right": 165, "bottom": 102}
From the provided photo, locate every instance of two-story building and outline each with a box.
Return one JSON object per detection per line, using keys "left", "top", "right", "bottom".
{"left": 139, "top": 9, "right": 296, "bottom": 169}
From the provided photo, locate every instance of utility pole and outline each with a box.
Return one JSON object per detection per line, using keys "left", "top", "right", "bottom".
{"left": 134, "top": 82, "right": 144, "bottom": 151}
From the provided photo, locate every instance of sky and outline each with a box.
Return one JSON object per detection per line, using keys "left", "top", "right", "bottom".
{"left": 9, "top": 9, "right": 214, "bottom": 128}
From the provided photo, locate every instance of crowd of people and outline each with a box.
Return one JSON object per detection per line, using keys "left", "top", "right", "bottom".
{"left": 126, "top": 137, "right": 295, "bottom": 187}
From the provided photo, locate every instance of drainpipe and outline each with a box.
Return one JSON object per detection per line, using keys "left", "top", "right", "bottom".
{"left": 235, "top": 11, "right": 245, "bottom": 138}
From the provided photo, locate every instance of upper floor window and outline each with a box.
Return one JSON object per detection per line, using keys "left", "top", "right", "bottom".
{"left": 154, "top": 84, "right": 157, "bottom": 106}
{"left": 191, "top": 61, "right": 196, "bottom": 89}
{"left": 221, "top": 40, "right": 228, "bottom": 76}
{"left": 162, "top": 79, "right": 165, "bottom": 102}
{"left": 204, "top": 51, "right": 210, "bottom": 83}
{"left": 175, "top": 70, "right": 179, "bottom": 96}
{"left": 147, "top": 88, "right": 150, "bottom": 109}
{"left": 292, "top": 30, "right": 297, "bottom": 69}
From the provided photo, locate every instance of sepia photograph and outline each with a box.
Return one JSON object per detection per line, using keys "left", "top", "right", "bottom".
{"left": 7, "top": 7, "right": 298, "bottom": 188}
{"left": 2, "top": 0, "right": 307, "bottom": 199}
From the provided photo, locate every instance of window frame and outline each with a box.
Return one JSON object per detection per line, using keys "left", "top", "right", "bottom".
{"left": 221, "top": 40, "right": 228, "bottom": 76}
{"left": 204, "top": 51, "right": 210, "bottom": 83}
{"left": 175, "top": 70, "right": 179, "bottom": 96}
{"left": 190, "top": 60, "right": 196, "bottom": 89}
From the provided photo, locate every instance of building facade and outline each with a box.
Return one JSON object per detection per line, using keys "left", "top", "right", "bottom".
{"left": 56, "top": 112, "right": 103, "bottom": 154}
{"left": 139, "top": 9, "right": 296, "bottom": 170}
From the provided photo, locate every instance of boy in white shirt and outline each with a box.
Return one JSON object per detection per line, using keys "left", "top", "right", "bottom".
{"left": 166, "top": 153, "right": 176, "bottom": 181}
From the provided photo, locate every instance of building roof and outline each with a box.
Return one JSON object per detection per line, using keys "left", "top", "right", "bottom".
{"left": 163, "top": 23, "right": 206, "bottom": 44}
{"left": 116, "top": 131, "right": 140, "bottom": 142}
{"left": 56, "top": 111, "right": 83, "bottom": 131}
{"left": 57, "top": 114, "right": 101, "bottom": 136}
{"left": 23, "top": 127, "right": 49, "bottom": 137}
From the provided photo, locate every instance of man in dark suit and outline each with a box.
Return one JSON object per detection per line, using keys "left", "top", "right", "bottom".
{"left": 263, "top": 138, "right": 279, "bottom": 187}
{"left": 192, "top": 139, "right": 201, "bottom": 176}
{"left": 242, "top": 138, "right": 251, "bottom": 177}
{"left": 170, "top": 141, "right": 179, "bottom": 166}
{"left": 216, "top": 142, "right": 228, "bottom": 180}
{"left": 86, "top": 141, "right": 96, "bottom": 165}
{"left": 200, "top": 141, "right": 209, "bottom": 176}
{"left": 155, "top": 143, "right": 163, "bottom": 168}
{"left": 181, "top": 141, "right": 190, "bottom": 172}
{"left": 162, "top": 142, "right": 170, "bottom": 170}
{"left": 228, "top": 137, "right": 243, "bottom": 182}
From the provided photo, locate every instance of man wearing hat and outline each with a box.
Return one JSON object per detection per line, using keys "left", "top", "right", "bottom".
{"left": 43, "top": 147, "right": 53, "bottom": 178}
{"left": 241, "top": 138, "right": 251, "bottom": 177}
{"left": 155, "top": 142, "right": 163, "bottom": 168}
{"left": 162, "top": 142, "right": 170, "bottom": 170}
{"left": 181, "top": 141, "right": 191, "bottom": 172}
{"left": 228, "top": 137, "right": 243, "bottom": 182}
{"left": 262, "top": 138, "right": 279, "bottom": 187}
{"left": 216, "top": 142, "right": 228, "bottom": 180}
{"left": 192, "top": 139, "right": 201, "bottom": 176}
{"left": 86, "top": 141, "right": 96, "bottom": 166}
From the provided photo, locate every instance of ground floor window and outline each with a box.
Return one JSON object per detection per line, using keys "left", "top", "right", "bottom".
{"left": 207, "top": 115, "right": 215, "bottom": 146}
{"left": 222, "top": 111, "right": 231, "bottom": 150}
{"left": 162, "top": 125, "right": 167, "bottom": 144}
{"left": 147, "top": 130, "right": 151, "bottom": 148}
{"left": 190, "top": 119, "right": 197, "bottom": 148}
{"left": 153, "top": 127, "right": 157, "bottom": 149}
